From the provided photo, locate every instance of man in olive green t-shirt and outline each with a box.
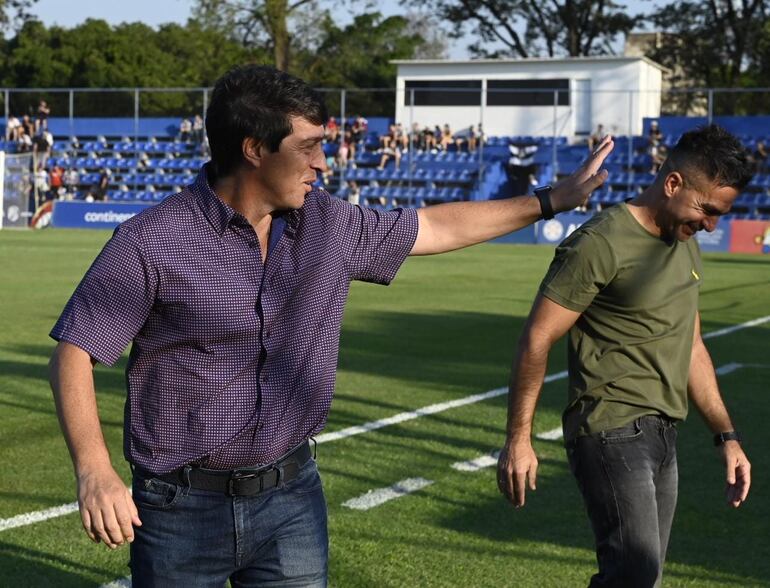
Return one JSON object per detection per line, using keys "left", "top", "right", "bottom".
{"left": 497, "top": 125, "right": 753, "bottom": 587}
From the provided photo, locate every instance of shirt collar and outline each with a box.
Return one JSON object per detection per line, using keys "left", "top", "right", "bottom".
{"left": 192, "top": 162, "right": 302, "bottom": 240}
{"left": 192, "top": 163, "right": 240, "bottom": 236}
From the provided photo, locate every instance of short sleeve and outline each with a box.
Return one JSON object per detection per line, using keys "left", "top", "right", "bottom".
{"left": 539, "top": 229, "right": 617, "bottom": 312}
{"left": 50, "top": 225, "right": 158, "bottom": 365}
{"left": 333, "top": 198, "right": 419, "bottom": 284}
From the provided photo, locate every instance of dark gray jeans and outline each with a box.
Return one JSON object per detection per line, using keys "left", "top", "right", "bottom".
{"left": 566, "top": 415, "right": 678, "bottom": 588}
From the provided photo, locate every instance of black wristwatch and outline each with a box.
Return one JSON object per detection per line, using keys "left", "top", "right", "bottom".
{"left": 534, "top": 185, "right": 555, "bottom": 220}
{"left": 713, "top": 431, "right": 742, "bottom": 446}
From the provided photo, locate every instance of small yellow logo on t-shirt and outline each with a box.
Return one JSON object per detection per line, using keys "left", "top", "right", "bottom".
{"left": 691, "top": 269, "right": 700, "bottom": 280}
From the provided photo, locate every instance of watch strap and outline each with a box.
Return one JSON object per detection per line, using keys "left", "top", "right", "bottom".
{"left": 534, "top": 185, "right": 555, "bottom": 220}
{"left": 713, "top": 431, "right": 742, "bottom": 446}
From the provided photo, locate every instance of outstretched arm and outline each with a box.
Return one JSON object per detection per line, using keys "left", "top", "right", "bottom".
{"left": 49, "top": 341, "right": 141, "bottom": 549}
{"left": 687, "top": 313, "right": 751, "bottom": 507}
{"left": 410, "top": 136, "right": 613, "bottom": 255}
{"left": 497, "top": 294, "right": 581, "bottom": 507}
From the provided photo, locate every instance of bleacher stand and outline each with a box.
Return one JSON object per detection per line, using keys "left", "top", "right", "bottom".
{"left": 0, "top": 113, "right": 766, "bottom": 220}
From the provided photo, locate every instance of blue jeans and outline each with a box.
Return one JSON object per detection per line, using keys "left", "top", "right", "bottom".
{"left": 130, "top": 459, "right": 328, "bottom": 587}
{"left": 566, "top": 415, "right": 678, "bottom": 588}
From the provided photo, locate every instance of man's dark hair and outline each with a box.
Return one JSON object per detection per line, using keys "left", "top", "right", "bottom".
{"left": 663, "top": 124, "right": 753, "bottom": 191}
{"left": 205, "top": 65, "right": 328, "bottom": 178}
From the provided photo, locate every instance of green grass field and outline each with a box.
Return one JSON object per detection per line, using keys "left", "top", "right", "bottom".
{"left": 1, "top": 228, "right": 769, "bottom": 587}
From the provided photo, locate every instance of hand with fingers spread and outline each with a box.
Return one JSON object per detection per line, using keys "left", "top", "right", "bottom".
{"left": 77, "top": 464, "right": 141, "bottom": 549}
{"left": 720, "top": 441, "right": 751, "bottom": 508}
{"left": 550, "top": 135, "right": 614, "bottom": 213}
{"left": 497, "top": 438, "right": 538, "bottom": 508}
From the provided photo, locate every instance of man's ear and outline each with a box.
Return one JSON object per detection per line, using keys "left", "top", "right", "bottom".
{"left": 663, "top": 171, "right": 684, "bottom": 200}
{"left": 242, "top": 137, "right": 263, "bottom": 169}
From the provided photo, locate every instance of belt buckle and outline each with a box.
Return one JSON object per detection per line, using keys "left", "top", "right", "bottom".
{"left": 228, "top": 469, "right": 259, "bottom": 496}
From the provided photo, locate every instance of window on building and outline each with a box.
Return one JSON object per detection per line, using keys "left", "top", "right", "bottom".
{"left": 487, "top": 79, "right": 570, "bottom": 106}
{"left": 404, "top": 80, "right": 482, "bottom": 106}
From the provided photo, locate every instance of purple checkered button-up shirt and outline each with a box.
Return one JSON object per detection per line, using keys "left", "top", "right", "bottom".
{"left": 51, "top": 166, "right": 418, "bottom": 474}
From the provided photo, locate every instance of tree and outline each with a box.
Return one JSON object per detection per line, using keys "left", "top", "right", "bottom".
{"left": 0, "top": 18, "right": 267, "bottom": 116}
{"left": 643, "top": 0, "right": 768, "bottom": 114}
{"left": 417, "top": 0, "right": 640, "bottom": 58}
{"left": 296, "top": 12, "right": 431, "bottom": 113}
{"left": 191, "top": 0, "right": 316, "bottom": 71}
{"left": 0, "top": 0, "right": 36, "bottom": 32}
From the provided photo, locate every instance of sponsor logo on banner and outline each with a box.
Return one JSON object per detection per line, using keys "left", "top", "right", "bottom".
{"left": 695, "top": 219, "right": 731, "bottom": 252}
{"left": 536, "top": 212, "right": 590, "bottom": 244}
{"left": 52, "top": 201, "right": 152, "bottom": 229}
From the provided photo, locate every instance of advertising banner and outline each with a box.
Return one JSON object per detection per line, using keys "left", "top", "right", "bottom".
{"left": 695, "top": 219, "right": 731, "bottom": 253}
{"left": 52, "top": 201, "right": 152, "bottom": 229}
{"left": 729, "top": 220, "right": 770, "bottom": 254}
{"left": 534, "top": 212, "right": 592, "bottom": 245}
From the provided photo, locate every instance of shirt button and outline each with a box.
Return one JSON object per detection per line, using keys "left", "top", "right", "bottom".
{"left": 261, "top": 374, "right": 269, "bottom": 384}
{"left": 265, "top": 331, "right": 271, "bottom": 339}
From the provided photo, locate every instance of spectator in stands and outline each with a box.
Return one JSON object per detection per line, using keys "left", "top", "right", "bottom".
{"left": 36, "top": 99, "right": 50, "bottom": 132}
{"left": 351, "top": 114, "right": 367, "bottom": 144}
{"left": 347, "top": 180, "right": 360, "bottom": 205}
{"left": 440, "top": 124, "right": 453, "bottom": 151}
{"left": 32, "top": 130, "right": 53, "bottom": 167}
{"left": 467, "top": 125, "right": 478, "bottom": 153}
{"left": 6, "top": 115, "right": 21, "bottom": 141}
{"left": 17, "top": 127, "right": 32, "bottom": 152}
{"left": 63, "top": 167, "right": 79, "bottom": 197}
{"left": 424, "top": 125, "right": 437, "bottom": 152}
{"left": 588, "top": 124, "right": 604, "bottom": 152}
{"left": 394, "top": 123, "right": 409, "bottom": 151}
{"left": 326, "top": 116, "right": 339, "bottom": 143}
{"left": 752, "top": 141, "right": 767, "bottom": 174}
{"left": 92, "top": 167, "right": 111, "bottom": 201}
{"left": 49, "top": 163, "right": 64, "bottom": 198}
{"left": 378, "top": 142, "right": 401, "bottom": 170}
{"left": 21, "top": 114, "right": 34, "bottom": 138}
{"left": 179, "top": 117, "right": 192, "bottom": 143}
{"left": 34, "top": 162, "right": 51, "bottom": 203}
{"left": 651, "top": 143, "right": 668, "bottom": 174}
{"left": 192, "top": 114, "right": 205, "bottom": 146}
{"left": 48, "top": 64, "right": 614, "bottom": 587}
{"left": 336, "top": 132, "right": 351, "bottom": 169}
{"left": 380, "top": 124, "right": 397, "bottom": 150}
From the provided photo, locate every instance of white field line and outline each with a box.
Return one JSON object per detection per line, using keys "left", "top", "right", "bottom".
{"left": 315, "top": 370, "right": 568, "bottom": 445}
{"left": 451, "top": 451, "right": 500, "bottom": 472}
{"left": 715, "top": 362, "right": 743, "bottom": 375}
{"left": 536, "top": 427, "right": 565, "bottom": 441}
{"left": 100, "top": 577, "right": 131, "bottom": 588}
{"left": 4, "top": 314, "right": 769, "bottom": 533}
{"left": 341, "top": 477, "right": 433, "bottom": 510}
{"left": 702, "top": 315, "right": 770, "bottom": 339}
{"left": 0, "top": 501, "right": 79, "bottom": 532}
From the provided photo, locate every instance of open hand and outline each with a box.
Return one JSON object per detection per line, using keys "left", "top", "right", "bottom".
{"left": 550, "top": 135, "right": 614, "bottom": 213}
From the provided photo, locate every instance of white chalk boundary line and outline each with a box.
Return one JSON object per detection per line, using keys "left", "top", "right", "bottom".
{"left": 342, "top": 477, "right": 434, "bottom": 510}
{"left": 3, "top": 315, "right": 769, "bottom": 535}
{"left": 0, "top": 501, "right": 79, "bottom": 533}
{"left": 451, "top": 451, "right": 500, "bottom": 472}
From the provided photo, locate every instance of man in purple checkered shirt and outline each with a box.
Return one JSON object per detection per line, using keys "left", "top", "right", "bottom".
{"left": 49, "top": 65, "right": 613, "bottom": 586}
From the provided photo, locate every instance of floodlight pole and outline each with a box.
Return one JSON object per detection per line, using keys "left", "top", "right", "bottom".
{"left": 408, "top": 88, "right": 414, "bottom": 207}
{"left": 707, "top": 89, "right": 714, "bottom": 124}
{"left": 552, "top": 90, "right": 559, "bottom": 180}
{"left": 134, "top": 89, "right": 140, "bottom": 192}
{"left": 68, "top": 90, "right": 74, "bottom": 145}
{"left": 628, "top": 90, "right": 634, "bottom": 193}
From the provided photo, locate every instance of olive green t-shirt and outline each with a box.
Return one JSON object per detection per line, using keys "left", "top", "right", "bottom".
{"left": 539, "top": 203, "right": 703, "bottom": 442}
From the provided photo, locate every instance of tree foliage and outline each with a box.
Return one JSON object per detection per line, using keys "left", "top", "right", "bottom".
{"left": 642, "top": 0, "right": 768, "bottom": 114}
{"left": 191, "top": 0, "right": 317, "bottom": 71}
{"left": 418, "top": 0, "right": 640, "bottom": 58}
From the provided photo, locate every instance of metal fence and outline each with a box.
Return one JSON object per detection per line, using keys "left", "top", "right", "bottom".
{"left": 2, "top": 86, "right": 768, "bottom": 205}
